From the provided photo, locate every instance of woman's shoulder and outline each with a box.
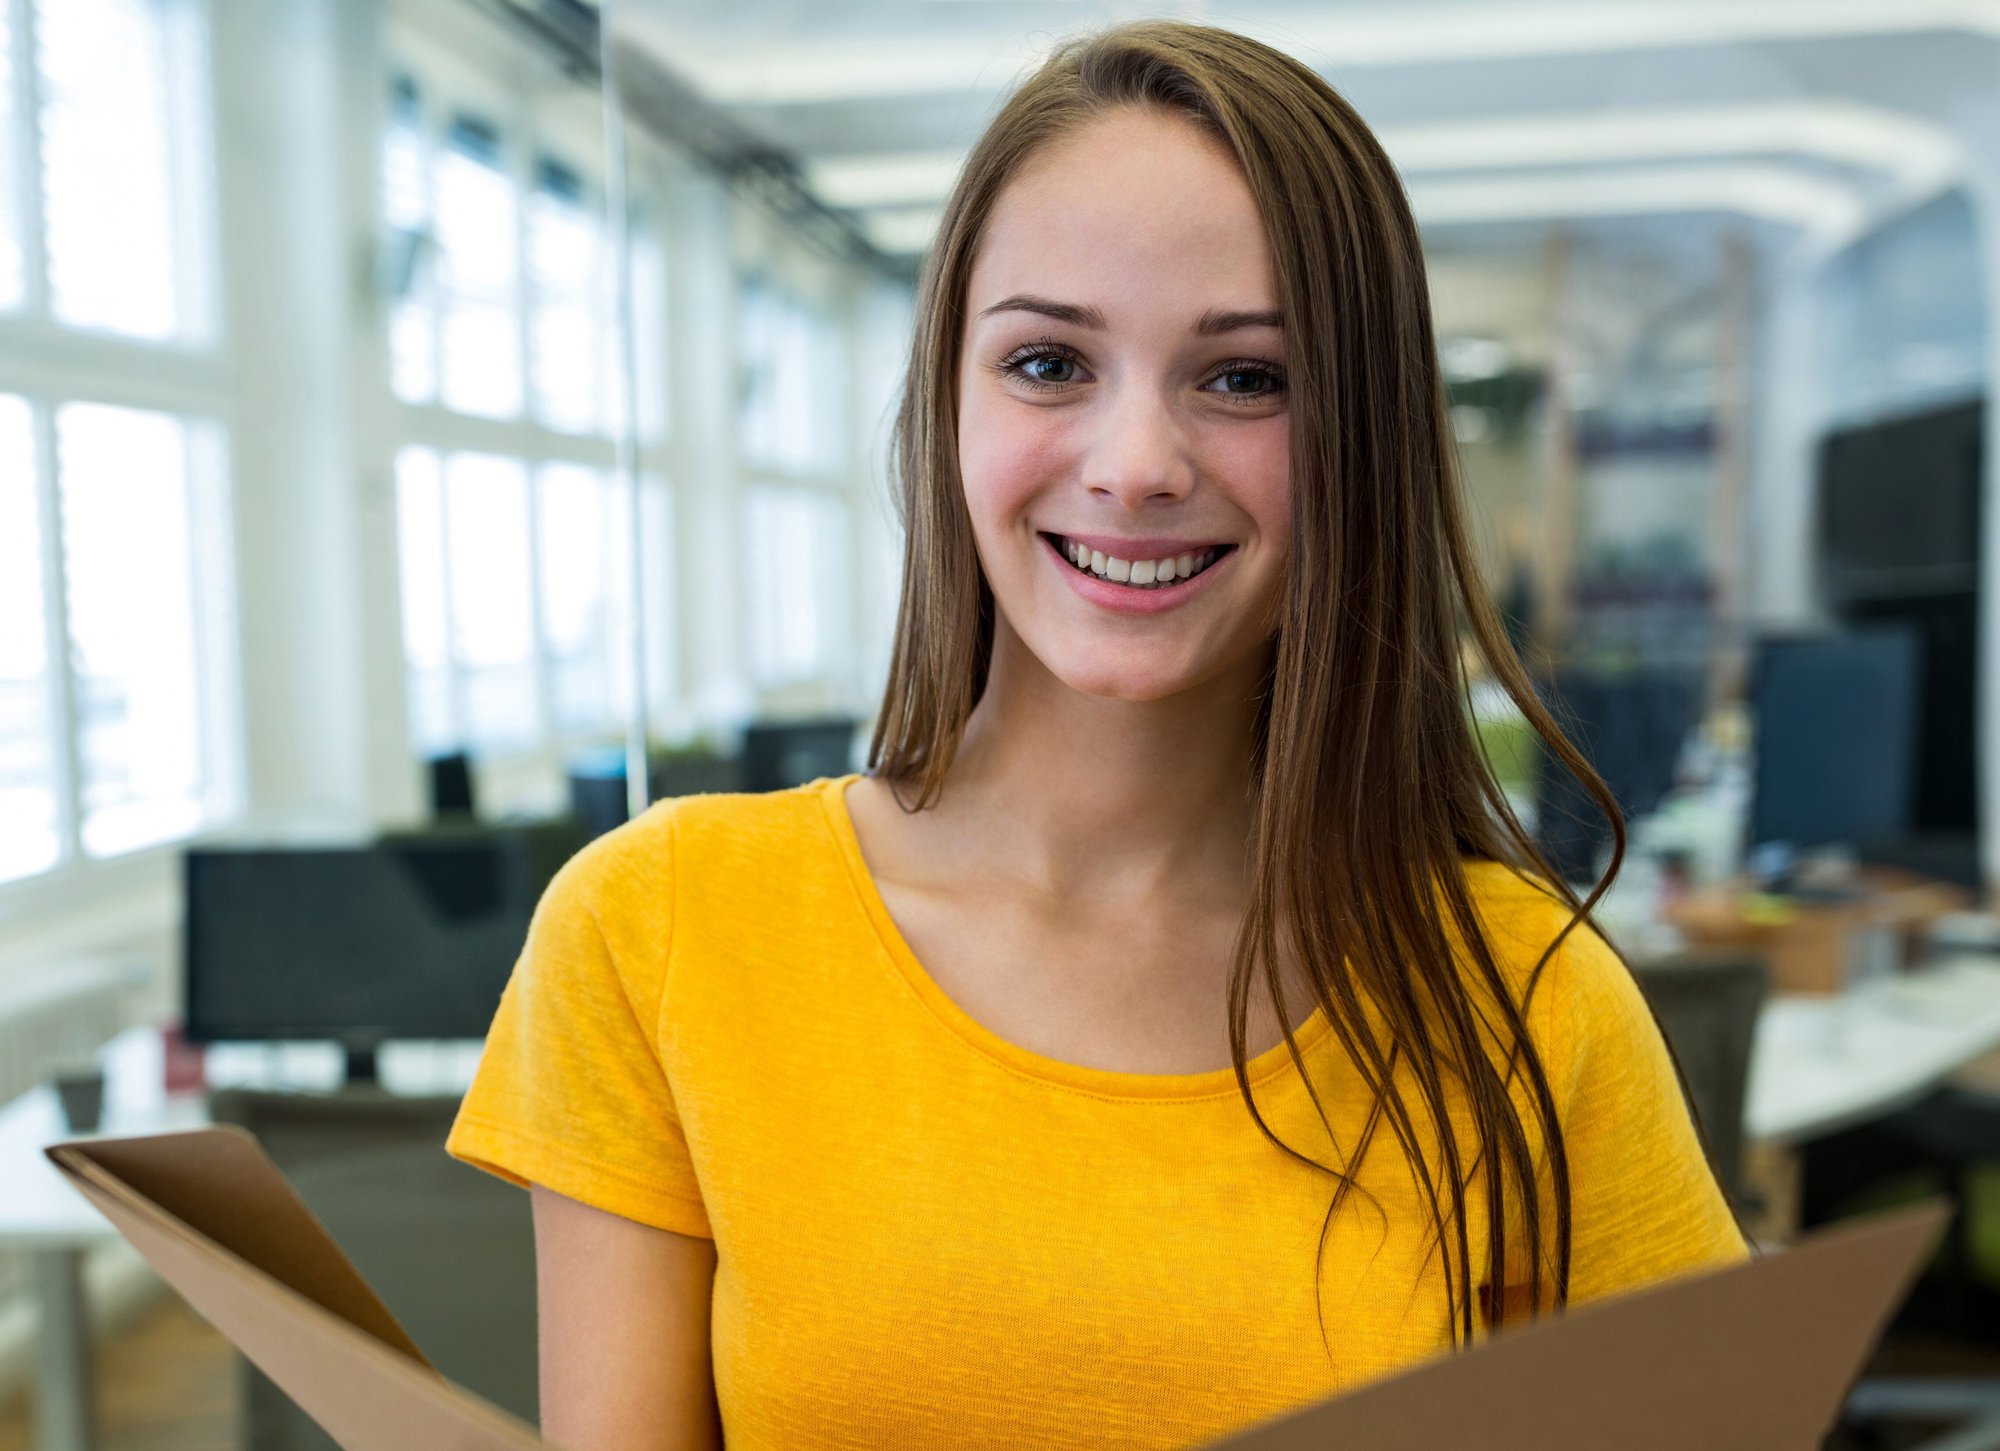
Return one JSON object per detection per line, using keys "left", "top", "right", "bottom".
{"left": 559, "top": 778, "right": 839, "bottom": 884}
{"left": 1454, "top": 858, "right": 1640, "bottom": 1037}
{"left": 546, "top": 777, "right": 849, "bottom": 938}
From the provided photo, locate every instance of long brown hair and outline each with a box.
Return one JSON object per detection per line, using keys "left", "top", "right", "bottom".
{"left": 866, "top": 19, "right": 1625, "bottom": 1350}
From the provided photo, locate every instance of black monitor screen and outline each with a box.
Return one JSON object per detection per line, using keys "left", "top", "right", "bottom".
{"left": 184, "top": 829, "right": 572, "bottom": 1044}
{"left": 741, "top": 718, "right": 858, "bottom": 792}
{"left": 1748, "top": 631, "right": 1922, "bottom": 854}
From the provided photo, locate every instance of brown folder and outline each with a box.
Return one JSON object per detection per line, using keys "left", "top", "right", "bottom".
{"left": 49, "top": 1126, "right": 1946, "bottom": 1451}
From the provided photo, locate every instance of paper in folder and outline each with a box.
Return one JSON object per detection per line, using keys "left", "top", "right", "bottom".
{"left": 48, "top": 1127, "right": 1946, "bottom": 1451}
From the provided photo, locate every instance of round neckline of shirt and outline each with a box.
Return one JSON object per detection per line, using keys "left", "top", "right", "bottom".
{"left": 816, "top": 771, "right": 1333, "bottom": 1103}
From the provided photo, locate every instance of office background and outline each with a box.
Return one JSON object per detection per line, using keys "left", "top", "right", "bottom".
{"left": 1, "top": 1, "right": 1998, "bottom": 1448}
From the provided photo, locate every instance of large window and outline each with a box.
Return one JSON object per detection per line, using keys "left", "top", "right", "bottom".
{"left": 0, "top": 0, "right": 230, "bottom": 887}
{"left": 381, "top": 58, "right": 665, "bottom": 761}
{"left": 736, "top": 269, "right": 855, "bottom": 691}
{"left": 394, "top": 445, "right": 674, "bottom": 757}
{"left": 737, "top": 273, "right": 845, "bottom": 476}
{"left": 744, "top": 484, "right": 850, "bottom": 688}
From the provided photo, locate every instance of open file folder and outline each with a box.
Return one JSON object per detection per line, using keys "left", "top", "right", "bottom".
{"left": 49, "top": 1127, "right": 1946, "bottom": 1451}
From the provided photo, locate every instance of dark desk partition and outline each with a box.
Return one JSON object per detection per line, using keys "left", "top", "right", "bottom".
{"left": 183, "top": 821, "right": 583, "bottom": 1069}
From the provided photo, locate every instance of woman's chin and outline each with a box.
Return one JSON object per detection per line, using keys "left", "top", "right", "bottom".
{"left": 1051, "top": 658, "right": 1205, "bottom": 704}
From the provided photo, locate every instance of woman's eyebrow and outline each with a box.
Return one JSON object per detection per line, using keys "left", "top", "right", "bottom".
{"left": 973, "top": 296, "right": 1283, "bottom": 335}
{"left": 1194, "top": 307, "right": 1283, "bottom": 335}
{"left": 976, "top": 294, "right": 1107, "bottom": 328}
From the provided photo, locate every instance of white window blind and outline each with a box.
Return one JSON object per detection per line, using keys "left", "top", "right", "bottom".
{"left": 393, "top": 446, "right": 453, "bottom": 752}
{"left": 537, "top": 461, "right": 617, "bottom": 734}
{"left": 396, "top": 446, "right": 544, "bottom": 753}
{"left": 745, "top": 486, "right": 848, "bottom": 686}
{"left": 383, "top": 60, "right": 657, "bottom": 768}
{"left": 35, "top": 0, "right": 184, "bottom": 338}
{"left": 444, "top": 449, "right": 537, "bottom": 745}
{"left": 0, "top": 396, "right": 57, "bottom": 882}
{"left": 0, "top": 5, "right": 22, "bottom": 311}
{"left": 739, "top": 278, "right": 844, "bottom": 475}
{"left": 0, "top": 0, "right": 229, "bottom": 888}
{"left": 57, "top": 403, "right": 208, "bottom": 857}
{"left": 434, "top": 115, "right": 522, "bottom": 419}
{"left": 382, "top": 77, "right": 437, "bottom": 405}
{"left": 527, "top": 158, "right": 608, "bottom": 434}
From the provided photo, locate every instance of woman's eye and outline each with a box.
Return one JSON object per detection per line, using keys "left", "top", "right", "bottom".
{"left": 999, "top": 347, "right": 1084, "bottom": 390}
{"left": 1205, "top": 365, "right": 1286, "bottom": 400}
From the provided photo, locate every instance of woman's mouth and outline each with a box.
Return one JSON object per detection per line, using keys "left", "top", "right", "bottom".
{"left": 1040, "top": 533, "right": 1235, "bottom": 591}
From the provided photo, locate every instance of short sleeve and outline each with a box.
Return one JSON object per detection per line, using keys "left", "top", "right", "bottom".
{"left": 446, "top": 803, "right": 712, "bottom": 1238}
{"left": 1548, "top": 923, "right": 1749, "bottom": 1305}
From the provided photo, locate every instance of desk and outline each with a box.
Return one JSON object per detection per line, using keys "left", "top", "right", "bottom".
{"left": 1746, "top": 954, "right": 2000, "bottom": 1146}
{"left": 0, "top": 1033, "right": 477, "bottom": 1451}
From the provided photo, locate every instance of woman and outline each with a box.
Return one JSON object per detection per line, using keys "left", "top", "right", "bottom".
{"left": 447, "top": 20, "right": 1746, "bottom": 1450}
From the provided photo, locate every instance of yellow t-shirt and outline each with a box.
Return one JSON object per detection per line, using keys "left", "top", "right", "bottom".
{"left": 446, "top": 772, "right": 1746, "bottom": 1449}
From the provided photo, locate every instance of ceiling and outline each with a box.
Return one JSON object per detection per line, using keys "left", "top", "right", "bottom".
{"left": 598, "top": 0, "right": 1995, "bottom": 267}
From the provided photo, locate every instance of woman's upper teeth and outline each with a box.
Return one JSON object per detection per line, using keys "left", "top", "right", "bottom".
{"left": 1065, "top": 538, "right": 1218, "bottom": 584}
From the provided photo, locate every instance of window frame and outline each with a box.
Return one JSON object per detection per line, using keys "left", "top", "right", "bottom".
{"left": 380, "top": 19, "right": 679, "bottom": 801}
{"left": 0, "top": 0, "right": 238, "bottom": 907}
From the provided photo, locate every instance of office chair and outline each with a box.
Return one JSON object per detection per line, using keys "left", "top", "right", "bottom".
{"left": 1628, "top": 952, "right": 1770, "bottom": 1213}
{"left": 207, "top": 1089, "right": 539, "bottom": 1449}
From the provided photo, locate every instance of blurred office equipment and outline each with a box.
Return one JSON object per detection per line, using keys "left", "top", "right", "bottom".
{"left": 206, "top": 1088, "right": 537, "bottom": 1451}
{"left": 184, "top": 822, "right": 582, "bottom": 1084}
{"left": 565, "top": 742, "right": 744, "bottom": 839}
{"left": 1631, "top": 953, "right": 1770, "bottom": 1212}
{"left": 1818, "top": 399, "right": 1984, "bottom": 891}
{"left": 1656, "top": 628, "right": 1971, "bottom": 995}
{"left": 425, "top": 752, "right": 477, "bottom": 821}
{"left": 740, "top": 716, "right": 861, "bottom": 792}
{"left": 1669, "top": 866, "right": 1970, "bottom": 996}
{"left": 1747, "top": 629, "right": 1923, "bottom": 866}
{"left": 1531, "top": 668, "right": 1703, "bottom": 885}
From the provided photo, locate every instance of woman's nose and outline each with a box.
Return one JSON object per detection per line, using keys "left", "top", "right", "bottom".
{"left": 1077, "top": 381, "right": 1195, "bottom": 507}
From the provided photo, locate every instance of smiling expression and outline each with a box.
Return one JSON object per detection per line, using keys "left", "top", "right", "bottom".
{"left": 955, "top": 105, "right": 1292, "bottom": 702}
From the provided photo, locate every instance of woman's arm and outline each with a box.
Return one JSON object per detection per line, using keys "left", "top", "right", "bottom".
{"left": 531, "top": 1184, "right": 723, "bottom": 1451}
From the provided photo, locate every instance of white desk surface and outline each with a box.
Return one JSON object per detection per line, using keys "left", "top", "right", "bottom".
{"left": 1745, "top": 953, "right": 2000, "bottom": 1146}
{"left": 0, "top": 1034, "right": 481, "bottom": 1247}
{"left": 3, "top": 957, "right": 1998, "bottom": 1244}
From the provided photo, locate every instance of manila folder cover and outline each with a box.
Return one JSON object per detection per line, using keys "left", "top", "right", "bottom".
{"left": 48, "top": 1126, "right": 1945, "bottom": 1451}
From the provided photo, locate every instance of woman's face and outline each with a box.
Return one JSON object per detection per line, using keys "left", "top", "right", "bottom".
{"left": 957, "top": 105, "right": 1290, "bottom": 703}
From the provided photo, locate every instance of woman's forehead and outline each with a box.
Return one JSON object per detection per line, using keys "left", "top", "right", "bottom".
{"left": 966, "top": 109, "right": 1278, "bottom": 327}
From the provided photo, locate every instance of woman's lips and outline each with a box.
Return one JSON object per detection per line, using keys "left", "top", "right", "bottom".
{"left": 1040, "top": 531, "right": 1236, "bottom": 616}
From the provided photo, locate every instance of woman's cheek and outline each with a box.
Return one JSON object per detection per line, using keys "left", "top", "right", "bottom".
{"left": 958, "top": 393, "right": 1075, "bottom": 530}
{"left": 1217, "top": 415, "right": 1290, "bottom": 530}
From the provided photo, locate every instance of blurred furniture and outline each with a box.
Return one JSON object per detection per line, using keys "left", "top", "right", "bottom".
{"left": 1817, "top": 397, "right": 1983, "bottom": 895}
{"left": 207, "top": 1089, "right": 538, "bottom": 1450}
{"left": 0, "top": 1028, "right": 477, "bottom": 1451}
{"left": 1630, "top": 953, "right": 1769, "bottom": 1210}
{"left": 1746, "top": 955, "right": 2000, "bottom": 1146}
{"left": 425, "top": 752, "right": 477, "bottom": 820}
{"left": 740, "top": 716, "right": 859, "bottom": 792}
{"left": 1745, "top": 629, "right": 1923, "bottom": 865}
{"left": 567, "top": 745, "right": 742, "bottom": 839}
{"left": 186, "top": 820, "right": 583, "bottom": 1084}
{"left": 1531, "top": 667, "right": 1702, "bottom": 885}
{"left": 1666, "top": 868, "right": 1972, "bottom": 995}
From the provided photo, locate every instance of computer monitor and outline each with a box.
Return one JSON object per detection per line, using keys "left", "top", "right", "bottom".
{"left": 184, "top": 823, "right": 581, "bottom": 1078}
{"left": 426, "top": 752, "right": 477, "bottom": 820}
{"left": 740, "top": 717, "right": 860, "bottom": 792}
{"left": 1531, "top": 668, "right": 1703, "bottom": 886}
{"left": 1747, "top": 629, "right": 1922, "bottom": 857}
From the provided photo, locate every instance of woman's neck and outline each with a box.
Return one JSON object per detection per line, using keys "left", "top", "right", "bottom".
{"left": 903, "top": 620, "right": 1273, "bottom": 910}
